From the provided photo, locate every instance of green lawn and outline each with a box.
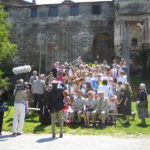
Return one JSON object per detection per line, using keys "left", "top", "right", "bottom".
{"left": 3, "top": 102, "right": 150, "bottom": 137}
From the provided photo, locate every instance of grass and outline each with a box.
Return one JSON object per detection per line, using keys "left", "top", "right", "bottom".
{"left": 3, "top": 102, "right": 150, "bottom": 137}
{"left": 2, "top": 76, "right": 150, "bottom": 137}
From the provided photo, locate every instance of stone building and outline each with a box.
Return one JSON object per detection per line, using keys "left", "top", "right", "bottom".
{"left": 1, "top": 0, "right": 150, "bottom": 75}
{"left": 114, "top": 0, "right": 150, "bottom": 75}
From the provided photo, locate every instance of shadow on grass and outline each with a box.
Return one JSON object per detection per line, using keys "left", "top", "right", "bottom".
{"left": 25, "top": 119, "right": 39, "bottom": 123}
{"left": 5, "top": 118, "right": 13, "bottom": 123}
{"left": 68, "top": 124, "right": 81, "bottom": 129}
{"left": 7, "top": 122, "right": 13, "bottom": 127}
{"left": 136, "top": 123, "right": 150, "bottom": 128}
{"left": 33, "top": 124, "right": 48, "bottom": 133}
{"left": 121, "top": 123, "right": 131, "bottom": 128}
{"left": 36, "top": 137, "right": 58, "bottom": 143}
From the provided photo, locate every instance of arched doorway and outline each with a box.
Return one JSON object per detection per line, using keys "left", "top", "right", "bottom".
{"left": 93, "top": 33, "right": 114, "bottom": 62}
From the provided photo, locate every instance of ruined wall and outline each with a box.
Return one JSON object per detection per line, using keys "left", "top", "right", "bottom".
{"left": 7, "top": 1, "right": 114, "bottom": 72}
{"left": 114, "top": 0, "right": 150, "bottom": 74}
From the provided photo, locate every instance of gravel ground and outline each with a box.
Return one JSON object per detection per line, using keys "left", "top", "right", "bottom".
{"left": 0, "top": 132, "right": 150, "bottom": 150}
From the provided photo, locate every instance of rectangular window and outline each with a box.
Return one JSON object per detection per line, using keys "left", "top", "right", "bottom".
{"left": 49, "top": 7, "right": 58, "bottom": 17}
{"left": 30, "top": 8, "right": 37, "bottom": 17}
{"left": 92, "top": 5, "right": 101, "bottom": 15}
{"left": 70, "top": 6, "right": 79, "bottom": 16}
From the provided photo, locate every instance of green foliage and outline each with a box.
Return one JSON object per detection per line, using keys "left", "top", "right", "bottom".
{"left": 0, "top": 5, "right": 16, "bottom": 88}
{"left": 0, "top": 5, "right": 16, "bottom": 63}
{"left": 0, "top": 71, "right": 10, "bottom": 88}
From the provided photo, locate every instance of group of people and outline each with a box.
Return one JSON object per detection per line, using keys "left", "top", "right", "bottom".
{"left": 0, "top": 57, "right": 149, "bottom": 138}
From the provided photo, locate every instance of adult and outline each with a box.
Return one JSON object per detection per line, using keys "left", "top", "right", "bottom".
{"left": 97, "top": 91, "right": 109, "bottom": 126}
{"left": 136, "top": 83, "right": 149, "bottom": 125}
{"left": 32, "top": 74, "right": 46, "bottom": 108}
{"left": 122, "top": 83, "right": 131, "bottom": 125}
{"left": 29, "top": 71, "right": 38, "bottom": 85}
{"left": 0, "top": 90, "right": 5, "bottom": 135}
{"left": 12, "top": 79, "right": 27, "bottom": 135}
{"left": 50, "top": 63, "right": 58, "bottom": 78}
{"left": 48, "top": 80, "right": 65, "bottom": 138}
{"left": 71, "top": 90, "right": 85, "bottom": 124}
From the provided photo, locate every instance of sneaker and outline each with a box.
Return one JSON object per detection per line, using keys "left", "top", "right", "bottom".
{"left": 12, "top": 133, "right": 16, "bottom": 136}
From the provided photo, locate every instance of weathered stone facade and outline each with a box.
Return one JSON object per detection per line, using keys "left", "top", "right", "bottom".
{"left": 1, "top": 0, "right": 150, "bottom": 74}
{"left": 114, "top": 0, "right": 150, "bottom": 75}
{"left": 2, "top": 0, "right": 114, "bottom": 73}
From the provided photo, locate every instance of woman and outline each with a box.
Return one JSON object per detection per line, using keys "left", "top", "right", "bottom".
{"left": 0, "top": 90, "right": 5, "bottom": 135}
{"left": 137, "top": 83, "right": 149, "bottom": 125}
{"left": 122, "top": 83, "right": 131, "bottom": 125}
{"left": 83, "top": 91, "right": 97, "bottom": 127}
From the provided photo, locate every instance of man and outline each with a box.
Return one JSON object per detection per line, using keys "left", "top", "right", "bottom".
{"left": 71, "top": 90, "right": 85, "bottom": 124}
{"left": 32, "top": 74, "right": 46, "bottom": 108}
{"left": 29, "top": 71, "right": 38, "bottom": 85}
{"left": 12, "top": 79, "right": 27, "bottom": 135}
{"left": 48, "top": 80, "right": 65, "bottom": 138}
{"left": 50, "top": 63, "right": 58, "bottom": 78}
{"left": 97, "top": 91, "right": 109, "bottom": 126}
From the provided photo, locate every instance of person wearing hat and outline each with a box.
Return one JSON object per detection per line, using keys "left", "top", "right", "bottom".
{"left": 97, "top": 91, "right": 109, "bottom": 127}
{"left": 47, "top": 80, "right": 65, "bottom": 138}
{"left": 71, "top": 90, "right": 85, "bottom": 124}
{"left": 12, "top": 79, "right": 27, "bottom": 135}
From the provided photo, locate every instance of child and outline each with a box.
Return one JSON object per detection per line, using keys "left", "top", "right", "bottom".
{"left": 63, "top": 90, "right": 73, "bottom": 125}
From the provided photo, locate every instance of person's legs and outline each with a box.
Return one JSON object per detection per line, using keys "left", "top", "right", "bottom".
{"left": 77, "top": 110, "right": 82, "bottom": 123}
{"left": 17, "top": 104, "right": 25, "bottom": 134}
{"left": 57, "top": 110, "right": 64, "bottom": 137}
{"left": 71, "top": 111, "right": 76, "bottom": 123}
{"left": 12, "top": 104, "right": 19, "bottom": 134}
{"left": 0, "top": 112, "right": 4, "bottom": 134}
{"left": 100, "top": 111, "right": 106, "bottom": 124}
{"left": 91, "top": 111, "right": 97, "bottom": 124}
{"left": 37, "top": 94, "right": 43, "bottom": 109}
{"left": 51, "top": 112, "right": 56, "bottom": 137}
{"left": 83, "top": 111, "right": 87, "bottom": 126}
{"left": 86, "top": 111, "right": 90, "bottom": 126}
{"left": 33, "top": 94, "right": 38, "bottom": 108}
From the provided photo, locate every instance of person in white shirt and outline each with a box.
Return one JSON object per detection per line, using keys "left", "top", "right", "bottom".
{"left": 117, "top": 70, "right": 127, "bottom": 84}
{"left": 111, "top": 64, "right": 118, "bottom": 82}
{"left": 98, "top": 80, "right": 109, "bottom": 98}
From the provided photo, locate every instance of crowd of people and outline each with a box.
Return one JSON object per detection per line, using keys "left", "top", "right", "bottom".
{"left": 0, "top": 57, "right": 149, "bottom": 138}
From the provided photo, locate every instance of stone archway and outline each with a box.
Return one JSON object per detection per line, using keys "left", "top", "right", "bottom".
{"left": 93, "top": 33, "right": 114, "bottom": 62}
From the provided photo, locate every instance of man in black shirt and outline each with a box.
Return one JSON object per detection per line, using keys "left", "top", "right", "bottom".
{"left": 48, "top": 80, "right": 65, "bottom": 138}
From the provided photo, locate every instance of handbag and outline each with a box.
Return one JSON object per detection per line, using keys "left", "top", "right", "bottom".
{"left": 0, "top": 102, "right": 9, "bottom": 112}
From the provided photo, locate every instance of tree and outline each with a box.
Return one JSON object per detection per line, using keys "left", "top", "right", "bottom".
{"left": 0, "top": 5, "right": 16, "bottom": 88}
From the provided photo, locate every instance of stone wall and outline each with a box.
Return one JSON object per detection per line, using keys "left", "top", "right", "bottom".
{"left": 7, "top": 1, "right": 114, "bottom": 73}
{"left": 114, "top": 0, "right": 150, "bottom": 75}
